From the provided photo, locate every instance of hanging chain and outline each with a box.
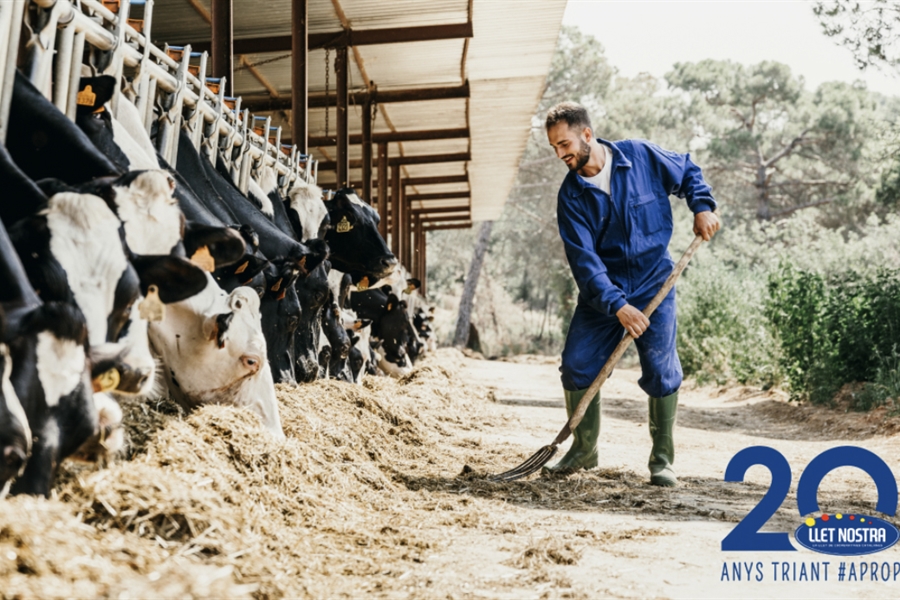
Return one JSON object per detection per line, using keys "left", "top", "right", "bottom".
{"left": 324, "top": 47, "right": 330, "bottom": 140}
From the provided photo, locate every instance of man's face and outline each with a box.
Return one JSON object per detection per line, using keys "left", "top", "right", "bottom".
{"left": 547, "top": 123, "right": 591, "bottom": 172}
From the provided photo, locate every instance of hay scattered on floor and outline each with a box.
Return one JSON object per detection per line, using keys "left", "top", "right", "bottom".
{"left": 0, "top": 349, "right": 502, "bottom": 598}
{"left": 508, "top": 536, "right": 582, "bottom": 569}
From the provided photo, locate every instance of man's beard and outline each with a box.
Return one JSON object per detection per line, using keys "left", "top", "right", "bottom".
{"left": 569, "top": 139, "right": 591, "bottom": 172}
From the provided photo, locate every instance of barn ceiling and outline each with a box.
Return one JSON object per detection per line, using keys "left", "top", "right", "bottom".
{"left": 150, "top": 0, "right": 566, "bottom": 222}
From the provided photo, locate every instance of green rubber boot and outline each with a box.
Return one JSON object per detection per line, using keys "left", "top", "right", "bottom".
{"left": 542, "top": 388, "right": 600, "bottom": 474}
{"left": 648, "top": 392, "right": 678, "bottom": 487}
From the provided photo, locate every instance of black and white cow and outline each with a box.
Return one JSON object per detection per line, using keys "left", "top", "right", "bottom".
{"left": 0, "top": 214, "right": 119, "bottom": 497}
{"left": 323, "top": 188, "right": 397, "bottom": 288}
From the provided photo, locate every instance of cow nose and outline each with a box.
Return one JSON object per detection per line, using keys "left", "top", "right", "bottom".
{"left": 241, "top": 354, "right": 262, "bottom": 374}
{"left": 380, "top": 255, "right": 398, "bottom": 270}
{"left": 3, "top": 445, "right": 26, "bottom": 473}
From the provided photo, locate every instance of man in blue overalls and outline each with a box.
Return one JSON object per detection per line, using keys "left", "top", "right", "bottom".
{"left": 544, "top": 102, "right": 720, "bottom": 486}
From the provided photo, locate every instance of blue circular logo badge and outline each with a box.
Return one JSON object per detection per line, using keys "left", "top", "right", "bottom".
{"left": 794, "top": 514, "right": 900, "bottom": 556}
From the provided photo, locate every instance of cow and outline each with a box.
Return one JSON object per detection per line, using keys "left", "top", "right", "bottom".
{"left": 0, "top": 306, "right": 30, "bottom": 497}
{"left": 323, "top": 189, "right": 396, "bottom": 288}
{"left": 0, "top": 215, "right": 115, "bottom": 497}
{"left": 320, "top": 293, "right": 352, "bottom": 382}
{"left": 148, "top": 272, "right": 283, "bottom": 438}
{"left": 286, "top": 179, "right": 329, "bottom": 242}
{"left": 7, "top": 72, "right": 118, "bottom": 185}
{"left": 294, "top": 261, "right": 331, "bottom": 382}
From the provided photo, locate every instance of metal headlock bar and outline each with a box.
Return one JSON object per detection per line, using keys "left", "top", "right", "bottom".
{"left": 10, "top": 0, "right": 316, "bottom": 188}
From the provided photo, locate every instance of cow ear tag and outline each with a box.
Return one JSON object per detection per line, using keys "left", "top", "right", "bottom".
{"left": 139, "top": 285, "right": 166, "bottom": 322}
{"left": 356, "top": 276, "right": 369, "bottom": 291}
{"left": 190, "top": 246, "right": 216, "bottom": 272}
{"left": 77, "top": 85, "right": 97, "bottom": 107}
{"left": 234, "top": 260, "right": 249, "bottom": 275}
{"left": 92, "top": 368, "right": 121, "bottom": 393}
{"left": 336, "top": 216, "right": 354, "bottom": 233}
{"left": 403, "top": 284, "right": 416, "bottom": 294}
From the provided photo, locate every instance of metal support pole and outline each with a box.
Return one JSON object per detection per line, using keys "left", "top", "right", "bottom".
{"left": 377, "top": 142, "right": 388, "bottom": 239}
{"left": 134, "top": 0, "right": 154, "bottom": 121}
{"left": 361, "top": 96, "right": 373, "bottom": 202}
{"left": 390, "top": 165, "right": 401, "bottom": 257}
{"left": 335, "top": 45, "right": 349, "bottom": 188}
{"left": 291, "top": 0, "right": 308, "bottom": 155}
{"left": 420, "top": 228, "right": 427, "bottom": 296}
{"left": 0, "top": 0, "right": 25, "bottom": 143}
{"left": 210, "top": 0, "right": 233, "bottom": 96}
{"left": 108, "top": 0, "right": 131, "bottom": 115}
{"left": 65, "top": 30, "right": 85, "bottom": 121}
{"left": 53, "top": 20, "right": 75, "bottom": 113}
{"left": 402, "top": 184, "right": 412, "bottom": 269}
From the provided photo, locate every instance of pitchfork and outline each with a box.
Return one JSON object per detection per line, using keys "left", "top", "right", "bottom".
{"left": 489, "top": 234, "right": 706, "bottom": 482}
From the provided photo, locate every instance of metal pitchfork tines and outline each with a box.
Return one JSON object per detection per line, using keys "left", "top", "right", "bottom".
{"left": 488, "top": 234, "right": 707, "bottom": 482}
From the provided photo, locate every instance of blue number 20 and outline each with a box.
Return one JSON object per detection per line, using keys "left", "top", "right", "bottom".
{"left": 721, "top": 445, "right": 898, "bottom": 552}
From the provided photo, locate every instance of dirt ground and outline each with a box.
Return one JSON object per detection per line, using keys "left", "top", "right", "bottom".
{"left": 439, "top": 355, "right": 900, "bottom": 599}
{"left": 3, "top": 349, "right": 900, "bottom": 599}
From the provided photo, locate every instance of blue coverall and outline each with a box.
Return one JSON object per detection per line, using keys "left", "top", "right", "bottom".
{"left": 557, "top": 139, "right": 716, "bottom": 396}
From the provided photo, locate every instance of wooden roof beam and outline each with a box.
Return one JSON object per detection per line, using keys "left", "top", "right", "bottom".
{"left": 243, "top": 82, "right": 470, "bottom": 112}
{"left": 406, "top": 191, "right": 470, "bottom": 202}
{"left": 305, "top": 127, "right": 468, "bottom": 147}
{"left": 350, "top": 174, "right": 469, "bottom": 188}
{"left": 182, "top": 22, "right": 472, "bottom": 54}
{"left": 423, "top": 222, "right": 473, "bottom": 231}
{"left": 318, "top": 152, "right": 470, "bottom": 171}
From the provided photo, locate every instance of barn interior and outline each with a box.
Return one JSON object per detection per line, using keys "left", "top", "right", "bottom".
{"left": 0, "top": 0, "right": 565, "bottom": 293}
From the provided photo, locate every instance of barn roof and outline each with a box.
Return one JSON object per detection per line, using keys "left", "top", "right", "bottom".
{"left": 150, "top": 0, "right": 567, "bottom": 222}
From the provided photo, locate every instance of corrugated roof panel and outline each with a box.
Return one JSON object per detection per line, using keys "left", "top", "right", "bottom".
{"left": 468, "top": 76, "right": 548, "bottom": 221}
{"left": 151, "top": 0, "right": 341, "bottom": 42}
{"left": 355, "top": 40, "right": 465, "bottom": 89}
{"left": 466, "top": 0, "right": 567, "bottom": 219}
{"left": 339, "top": 0, "right": 467, "bottom": 29}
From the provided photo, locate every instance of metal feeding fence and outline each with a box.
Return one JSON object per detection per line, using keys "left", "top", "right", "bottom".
{"left": 0, "top": 0, "right": 317, "bottom": 194}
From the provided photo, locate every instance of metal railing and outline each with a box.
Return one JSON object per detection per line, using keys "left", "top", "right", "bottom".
{"left": 2, "top": 0, "right": 315, "bottom": 194}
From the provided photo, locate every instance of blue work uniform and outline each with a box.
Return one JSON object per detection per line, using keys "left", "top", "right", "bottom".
{"left": 557, "top": 138, "right": 716, "bottom": 396}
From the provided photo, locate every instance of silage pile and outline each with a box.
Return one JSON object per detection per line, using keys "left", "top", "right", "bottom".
{"left": 0, "top": 349, "right": 504, "bottom": 598}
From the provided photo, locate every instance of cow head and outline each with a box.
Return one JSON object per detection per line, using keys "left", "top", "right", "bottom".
{"left": 324, "top": 188, "right": 396, "bottom": 286}
{"left": 374, "top": 293, "right": 415, "bottom": 377}
{"left": 259, "top": 259, "right": 303, "bottom": 384}
{"left": 0, "top": 308, "right": 30, "bottom": 496}
{"left": 287, "top": 180, "right": 329, "bottom": 241}
{"left": 294, "top": 262, "right": 331, "bottom": 383}
{"left": 148, "top": 275, "right": 284, "bottom": 439}
{"left": 8, "top": 302, "right": 101, "bottom": 496}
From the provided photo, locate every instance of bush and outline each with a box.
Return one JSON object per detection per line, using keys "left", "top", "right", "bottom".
{"left": 766, "top": 264, "right": 900, "bottom": 404}
{"left": 676, "top": 257, "right": 779, "bottom": 387}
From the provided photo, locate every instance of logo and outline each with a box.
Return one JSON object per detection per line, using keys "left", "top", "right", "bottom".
{"left": 722, "top": 446, "right": 899, "bottom": 553}
{"left": 795, "top": 513, "right": 899, "bottom": 556}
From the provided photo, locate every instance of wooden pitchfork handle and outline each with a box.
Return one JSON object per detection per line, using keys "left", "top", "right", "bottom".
{"left": 552, "top": 233, "right": 705, "bottom": 446}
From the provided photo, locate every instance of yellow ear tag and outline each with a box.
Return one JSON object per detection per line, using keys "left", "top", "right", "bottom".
{"left": 190, "top": 246, "right": 216, "bottom": 272}
{"left": 353, "top": 320, "right": 363, "bottom": 331}
{"left": 92, "top": 368, "right": 120, "bottom": 393}
{"left": 386, "top": 302, "right": 392, "bottom": 311}
{"left": 336, "top": 215, "right": 354, "bottom": 233}
{"left": 403, "top": 284, "right": 415, "bottom": 294}
{"left": 356, "top": 276, "right": 369, "bottom": 291}
{"left": 77, "top": 85, "right": 97, "bottom": 107}
{"left": 234, "top": 260, "right": 249, "bottom": 274}
{"left": 138, "top": 285, "right": 166, "bottom": 322}
{"left": 271, "top": 278, "right": 282, "bottom": 292}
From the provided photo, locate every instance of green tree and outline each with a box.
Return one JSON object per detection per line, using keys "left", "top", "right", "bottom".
{"left": 815, "top": 0, "right": 900, "bottom": 71}
{"left": 666, "top": 60, "right": 878, "bottom": 220}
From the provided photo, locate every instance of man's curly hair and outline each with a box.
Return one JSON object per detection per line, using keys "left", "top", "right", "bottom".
{"left": 545, "top": 102, "right": 592, "bottom": 132}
